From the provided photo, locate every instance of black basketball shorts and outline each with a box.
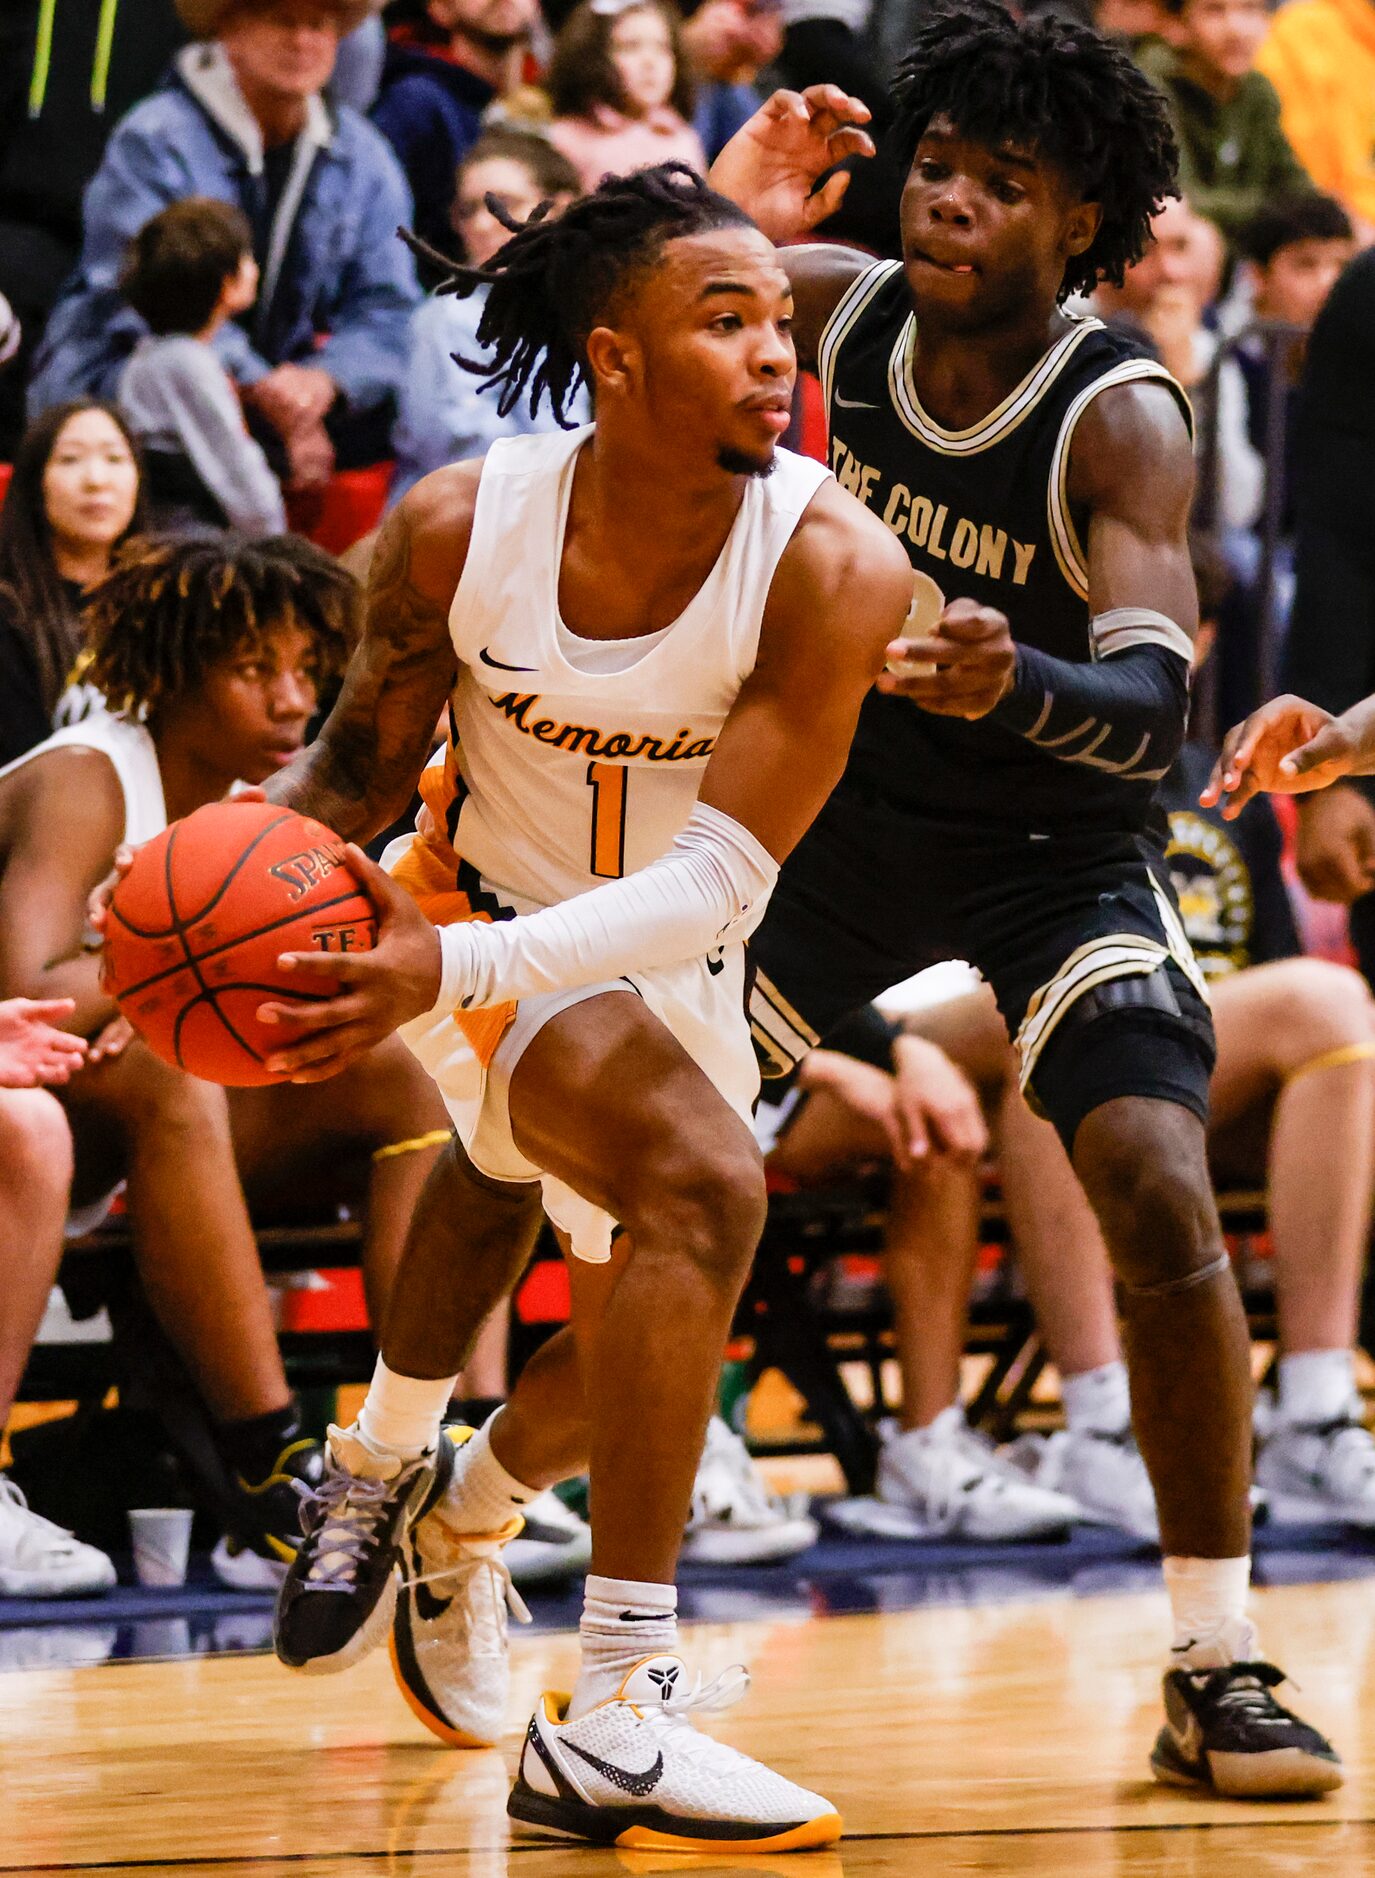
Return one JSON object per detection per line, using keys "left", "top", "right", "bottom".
{"left": 747, "top": 775, "right": 1216, "bottom": 1152}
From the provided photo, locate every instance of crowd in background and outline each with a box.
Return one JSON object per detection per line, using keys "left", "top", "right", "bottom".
{"left": 2, "top": 0, "right": 1375, "bottom": 1603}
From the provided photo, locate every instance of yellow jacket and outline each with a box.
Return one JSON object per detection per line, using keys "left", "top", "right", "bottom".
{"left": 1256, "top": 0, "right": 1375, "bottom": 223}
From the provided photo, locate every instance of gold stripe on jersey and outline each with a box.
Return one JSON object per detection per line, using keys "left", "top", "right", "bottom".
{"left": 1047, "top": 361, "right": 1194, "bottom": 601}
{"left": 816, "top": 259, "right": 903, "bottom": 416}
{"left": 749, "top": 967, "right": 821, "bottom": 1077}
{"left": 888, "top": 315, "right": 1103, "bottom": 456}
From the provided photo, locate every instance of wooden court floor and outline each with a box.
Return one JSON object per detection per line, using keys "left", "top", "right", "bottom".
{"left": 4, "top": 1577, "right": 1374, "bottom": 1877}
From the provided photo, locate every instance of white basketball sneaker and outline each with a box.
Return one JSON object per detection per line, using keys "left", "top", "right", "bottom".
{"left": 0, "top": 1476, "right": 117, "bottom": 1598}
{"left": 508, "top": 1655, "right": 842, "bottom": 1851}
{"left": 680, "top": 1417, "right": 819, "bottom": 1565}
{"left": 1001, "top": 1426, "right": 1160, "bottom": 1543}
{"left": 1256, "top": 1408, "right": 1375, "bottom": 1527}
{"left": 390, "top": 1491, "right": 531, "bottom": 1747}
{"left": 875, "top": 1409, "right": 1076, "bottom": 1540}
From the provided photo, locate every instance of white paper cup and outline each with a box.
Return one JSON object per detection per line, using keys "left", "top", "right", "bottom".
{"left": 129, "top": 1507, "right": 193, "bottom": 1587}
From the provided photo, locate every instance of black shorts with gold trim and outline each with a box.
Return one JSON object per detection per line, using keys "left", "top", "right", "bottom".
{"left": 748, "top": 773, "right": 1216, "bottom": 1151}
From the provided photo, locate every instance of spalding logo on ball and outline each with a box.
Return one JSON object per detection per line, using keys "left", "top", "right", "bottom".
{"left": 102, "top": 800, "right": 377, "bottom": 1086}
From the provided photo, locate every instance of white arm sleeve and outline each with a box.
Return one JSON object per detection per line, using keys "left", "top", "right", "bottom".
{"left": 430, "top": 801, "right": 778, "bottom": 1013}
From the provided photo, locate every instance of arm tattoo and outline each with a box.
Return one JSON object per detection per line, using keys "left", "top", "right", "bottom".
{"left": 266, "top": 510, "right": 457, "bottom": 842}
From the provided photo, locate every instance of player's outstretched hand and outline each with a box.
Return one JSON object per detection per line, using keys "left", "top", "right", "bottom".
{"left": 258, "top": 846, "right": 441, "bottom": 1083}
{"left": 877, "top": 599, "right": 1017, "bottom": 719}
{"left": 707, "top": 85, "right": 874, "bottom": 242}
{"left": 0, "top": 998, "right": 87, "bottom": 1088}
{"left": 1201, "top": 693, "right": 1363, "bottom": 819}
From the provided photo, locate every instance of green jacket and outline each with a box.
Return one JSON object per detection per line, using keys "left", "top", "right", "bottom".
{"left": 1136, "top": 37, "right": 1313, "bottom": 242}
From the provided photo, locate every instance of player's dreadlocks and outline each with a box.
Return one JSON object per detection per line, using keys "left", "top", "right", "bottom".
{"left": 403, "top": 162, "right": 754, "bottom": 427}
{"left": 85, "top": 533, "right": 357, "bottom": 718}
{"left": 889, "top": 0, "right": 1180, "bottom": 301}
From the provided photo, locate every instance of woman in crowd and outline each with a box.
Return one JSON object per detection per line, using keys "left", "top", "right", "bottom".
{"left": 0, "top": 402, "right": 145, "bottom": 766}
{"left": 546, "top": 0, "right": 705, "bottom": 191}
{"left": 391, "top": 129, "right": 587, "bottom": 500}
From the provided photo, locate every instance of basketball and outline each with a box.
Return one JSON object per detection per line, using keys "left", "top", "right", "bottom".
{"left": 102, "top": 800, "right": 378, "bottom": 1087}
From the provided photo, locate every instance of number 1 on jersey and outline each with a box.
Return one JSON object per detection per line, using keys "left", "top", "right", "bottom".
{"left": 587, "top": 762, "right": 628, "bottom": 879}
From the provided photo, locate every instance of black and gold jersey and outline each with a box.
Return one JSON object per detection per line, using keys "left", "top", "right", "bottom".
{"left": 819, "top": 259, "right": 1192, "bottom": 833}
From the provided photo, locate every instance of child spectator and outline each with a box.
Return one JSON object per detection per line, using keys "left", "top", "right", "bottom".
{"left": 1137, "top": 0, "right": 1312, "bottom": 246}
{"left": 119, "top": 199, "right": 287, "bottom": 536}
{"left": 1257, "top": 0, "right": 1375, "bottom": 236}
{"left": 391, "top": 130, "right": 588, "bottom": 500}
{"left": 0, "top": 402, "right": 145, "bottom": 767}
{"left": 547, "top": 0, "right": 706, "bottom": 192}
{"left": 373, "top": 0, "right": 544, "bottom": 260}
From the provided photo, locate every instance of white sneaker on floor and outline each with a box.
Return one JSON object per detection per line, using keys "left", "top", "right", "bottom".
{"left": 391, "top": 1475, "right": 531, "bottom": 1747}
{"left": 505, "top": 1488, "right": 592, "bottom": 1586}
{"left": 507, "top": 1654, "right": 842, "bottom": 1851}
{"left": 876, "top": 1408, "right": 1076, "bottom": 1541}
{"left": 1256, "top": 1409, "right": 1375, "bottom": 1527}
{"left": 680, "top": 1417, "right": 819, "bottom": 1565}
{"left": 0, "top": 1476, "right": 117, "bottom": 1598}
{"left": 1001, "top": 1426, "right": 1160, "bottom": 1543}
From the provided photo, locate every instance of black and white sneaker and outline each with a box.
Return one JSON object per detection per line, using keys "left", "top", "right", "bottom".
{"left": 273, "top": 1423, "right": 454, "bottom": 1675}
{"left": 1152, "top": 1660, "right": 1344, "bottom": 1797}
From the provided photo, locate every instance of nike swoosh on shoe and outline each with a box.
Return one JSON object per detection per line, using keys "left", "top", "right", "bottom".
{"left": 565, "top": 1741, "right": 665, "bottom": 1795}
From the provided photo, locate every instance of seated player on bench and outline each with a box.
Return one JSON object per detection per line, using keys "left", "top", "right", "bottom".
{"left": 0, "top": 532, "right": 450, "bottom": 1587}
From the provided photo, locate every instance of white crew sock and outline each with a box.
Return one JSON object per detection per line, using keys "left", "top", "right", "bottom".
{"left": 354, "top": 1355, "right": 457, "bottom": 1461}
{"left": 444, "top": 1412, "right": 539, "bottom": 1533}
{"left": 1061, "top": 1360, "right": 1132, "bottom": 1437}
{"left": 1276, "top": 1348, "right": 1357, "bottom": 1427}
{"left": 1164, "top": 1554, "right": 1258, "bottom": 1666}
{"left": 568, "top": 1574, "right": 678, "bottom": 1719}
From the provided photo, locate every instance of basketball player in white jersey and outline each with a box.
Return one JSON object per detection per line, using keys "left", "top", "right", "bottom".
{"left": 261, "top": 164, "right": 911, "bottom": 1849}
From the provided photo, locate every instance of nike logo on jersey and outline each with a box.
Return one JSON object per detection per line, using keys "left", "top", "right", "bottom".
{"left": 565, "top": 1741, "right": 665, "bottom": 1795}
{"left": 833, "top": 391, "right": 880, "bottom": 410}
{"left": 479, "top": 646, "right": 538, "bottom": 674}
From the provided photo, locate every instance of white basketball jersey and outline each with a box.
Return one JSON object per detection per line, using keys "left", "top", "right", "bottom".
{"left": 0, "top": 712, "right": 167, "bottom": 845}
{"left": 399, "top": 426, "right": 830, "bottom": 912}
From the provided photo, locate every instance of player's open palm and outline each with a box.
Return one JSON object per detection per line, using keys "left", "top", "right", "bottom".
{"left": 708, "top": 86, "right": 874, "bottom": 241}
{"left": 258, "top": 847, "right": 442, "bottom": 1082}
{"left": 0, "top": 998, "right": 87, "bottom": 1088}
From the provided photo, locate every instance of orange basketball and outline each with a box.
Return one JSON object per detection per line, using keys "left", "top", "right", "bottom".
{"left": 103, "top": 800, "right": 378, "bottom": 1087}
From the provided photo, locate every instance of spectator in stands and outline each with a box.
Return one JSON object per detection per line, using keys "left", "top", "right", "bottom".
{"left": 373, "top": 0, "right": 543, "bottom": 261}
{"left": 28, "top": 0, "right": 418, "bottom": 494}
{"left": 0, "top": 531, "right": 451, "bottom": 1587}
{"left": 0, "top": 403, "right": 146, "bottom": 769}
{"left": 1277, "top": 251, "right": 1375, "bottom": 985}
{"left": 678, "top": 0, "right": 783, "bottom": 161}
{"left": 908, "top": 610, "right": 1375, "bottom": 1536}
{"left": 391, "top": 130, "right": 586, "bottom": 501}
{"left": 546, "top": 0, "right": 706, "bottom": 192}
{"left": 757, "top": 1007, "right": 1078, "bottom": 1541}
{"left": 1136, "top": 0, "right": 1311, "bottom": 248}
{"left": 1094, "top": 193, "right": 1262, "bottom": 532}
{"left": 119, "top": 200, "right": 287, "bottom": 536}
{"left": 0, "top": 998, "right": 111, "bottom": 1598}
{"left": 1257, "top": 0, "right": 1375, "bottom": 236}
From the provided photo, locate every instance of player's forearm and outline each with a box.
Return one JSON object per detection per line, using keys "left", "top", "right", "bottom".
{"left": 265, "top": 720, "right": 415, "bottom": 846}
{"left": 431, "top": 802, "right": 777, "bottom": 1012}
{"left": 990, "top": 637, "right": 1190, "bottom": 783}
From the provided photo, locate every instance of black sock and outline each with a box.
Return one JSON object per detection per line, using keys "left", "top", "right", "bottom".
{"left": 445, "top": 1395, "right": 505, "bottom": 1430}
{"left": 216, "top": 1403, "right": 303, "bottom": 1484}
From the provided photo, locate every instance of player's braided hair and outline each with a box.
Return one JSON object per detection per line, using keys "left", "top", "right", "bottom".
{"left": 84, "top": 533, "right": 357, "bottom": 718}
{"left": 889, "top": 0, "right": 1180, "bottom": 301}
{"left": 402, "top": 161, "right": 754, "bottom": 427}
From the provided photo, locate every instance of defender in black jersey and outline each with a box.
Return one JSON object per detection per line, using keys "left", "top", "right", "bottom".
{"left": 713, "top": 0, "right": 1342, "bottom": 1798}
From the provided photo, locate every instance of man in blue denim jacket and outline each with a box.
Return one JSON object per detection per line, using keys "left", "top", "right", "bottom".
{"left": 29, "top": 0, "right": 420, "bottom": 486}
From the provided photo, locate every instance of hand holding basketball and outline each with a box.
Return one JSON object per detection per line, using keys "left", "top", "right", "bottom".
{"left": 257, "top": 847, "right": 442, "bottom": 1084}
{"left": 877, "top": 600, "right": 1017, "bottom": 719}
